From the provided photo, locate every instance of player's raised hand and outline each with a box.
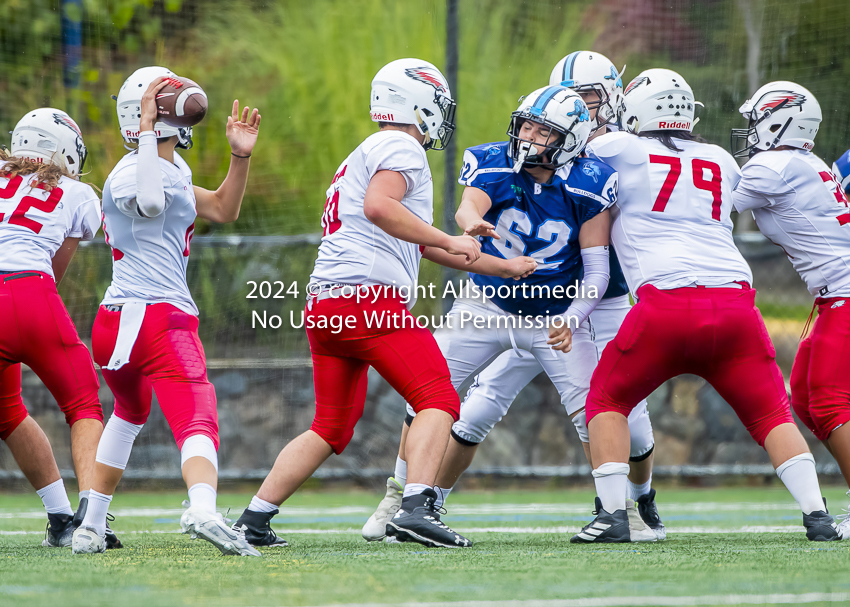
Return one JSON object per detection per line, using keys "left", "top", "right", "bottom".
{"left": 226, "top": 100, "right": 261, "bottom": 157}
{"left": 445, "top": 234, "right": 482, "bottom": 264}
{"left": 140, "top": 77, "right": 168, "bottom": 132}
{"left": 502, "top": 256, "right": 537, "bottom": 280}
{"left": 464, "top": 219, "right": 500, "bottom": 240}
{"left": 547, "top": 321, "right": 573, "bottom": 353}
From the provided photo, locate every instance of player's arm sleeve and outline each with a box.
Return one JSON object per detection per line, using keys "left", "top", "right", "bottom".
{"left": 563, "top": 246, "right": 610, "bottom": 330}
{"left": 68, "top": 188, "right": 102, "bottom": 241}
{"left": 732, "top": 161, "right": 784, "bottom": 213}
{"left": 364, "top": 136, "right": 425, "bottom": 198}
{"left": 134, "top": 132, "right": 168, "bottom": 217}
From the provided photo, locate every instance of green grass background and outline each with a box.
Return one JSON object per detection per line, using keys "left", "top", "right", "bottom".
{"left": 2, "top": 487, "right": 850, "bottom": 607}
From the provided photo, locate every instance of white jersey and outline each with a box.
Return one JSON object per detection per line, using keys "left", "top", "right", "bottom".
{"left": 0, "top": 162, "right": 100, "bottom": 278}
{"left": 733, "top": 149, "right": 850, "bottom": 297}
{"left": 310, "top": 130, "right": 433, "bottom": 301}
{"left": 101, "top": 150, "right": 198, "bottom": 315}
{"left": 587, "top": 132, "right": 752, "bottom": 293}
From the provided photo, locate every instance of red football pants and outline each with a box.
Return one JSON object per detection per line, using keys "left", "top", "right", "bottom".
{"left": 91, "top": 303, "right": 218, "bottom": 449}
{"left": 790, "top": 297, "right": 850, "bottom": 441}
{"left": 306, "top": 292, "right": 459, "bottom": 454}
{"left": 587, "top": 284, "right": 793, "bottom": 446}
{"left": 0, "top": 271, "right": 102, "bottom": 440}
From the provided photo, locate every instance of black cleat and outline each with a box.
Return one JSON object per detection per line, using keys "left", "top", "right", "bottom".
{"left": 804, "top": 505, "right": 840, "bottom": 541}
{"left": 74, "top": 497, "right": 123, "bottom": 549}
{"left": 570, "top": 497, "right": 630, "bottom": 544}
{"left": 42, "top": 513, "right": 75, "bottom": 547}
{"left": 636, "top": 489, "right": 666, "bottom": 540}
{"left": 385, "top": 489, "right": 471, "bottom": 548}
{"left": 232, "top": 509, "right": 289, "bottom": 547}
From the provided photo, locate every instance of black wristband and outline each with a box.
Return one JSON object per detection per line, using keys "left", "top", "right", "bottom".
{"left": 231, "top": 152, "right": 251, "bottom": 159}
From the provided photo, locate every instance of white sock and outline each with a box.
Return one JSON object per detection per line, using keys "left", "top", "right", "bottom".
{"left": 434, "top": 486, "right": 453, "bottom": 509}
{"left": 187, "top": 483, "right": 217, "bottom": 514}
{"left": 776, "top": 453, "right": 826, "bottom": 515}
{"left": 592, "top": 462, "right": 629, "bottom": 514}
{"left": 393, "top": 456, "right": 408, "bottom": 487}
{"left": 628, "top": 477, "right": 652, "bottom": 501}
{"left": 79, "top": 489, "right": 90, "bottom": 502}
{"left": 96, "top": 415, "right": 144, "bottom": 470}
{"left": 36, "top": 479, "right": 73, "bottom": 516}
{"left": 249, "top": 495, "right": 278, "bottom": 513}
{"left": 402, "top": 483, "right": 431, "bottom": 498}
{"left": 81, "top": 490, "right": 112, "bottom": 536}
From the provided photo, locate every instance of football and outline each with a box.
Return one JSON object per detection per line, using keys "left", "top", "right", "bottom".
{"left": 155, "top": 76, "right": 208, "bottom": 128}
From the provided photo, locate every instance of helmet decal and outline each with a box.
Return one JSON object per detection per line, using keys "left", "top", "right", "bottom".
{"left": 52, "top": 112, "right": 82, "bottom": 137}
{"left": 404, "top": 67, "right": 446, "bottom": 92}
{"left": 604, "top": 65, "right": 622, "bottom": 89}
{"left": 758, "top": 92, "right": 806, "bottom": 112}
{"left": 624, "top": 76, "right": 649, "bottom": 95}
{"left": 568, "top": 99, "right": 590, "bottom": 122}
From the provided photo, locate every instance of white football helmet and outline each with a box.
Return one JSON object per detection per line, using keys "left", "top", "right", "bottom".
{"left": 370, "top": 58, "right": 456, "bottom": 151}
{"left": 507, "top": 86, "right": 593, "bottom": 170}
{"left": 621, "top": 68, "right": 700, "bottom": 134}
{"left": 11, "top": 108, "right": 87, "bottom": 177}
{"left": 549, "top": 51, "right": 625, "bottom": 131}
{"left": 732, "top": 81, "right": 821, "bottom": 157}
{"left": 115, "top": 66, "right": 192, "bottom": 149}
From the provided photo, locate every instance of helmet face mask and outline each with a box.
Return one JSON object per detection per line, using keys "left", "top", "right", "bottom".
{"left": 507, "top": 86, "right": 592, "bottom": 171}
{"left": 507, "top": 116, "right": 568, "bottom": 168}
{"left": 423, "top": 92, "right": 457, "bottom": 151}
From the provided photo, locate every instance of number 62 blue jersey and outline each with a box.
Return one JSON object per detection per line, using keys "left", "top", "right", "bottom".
{"left": 458, "top": 141, "right": 618, "bottom": 316}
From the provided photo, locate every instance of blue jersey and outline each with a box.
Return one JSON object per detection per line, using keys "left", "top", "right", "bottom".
{"left": 458, "top": 141, "right": 617, "bottom": 316}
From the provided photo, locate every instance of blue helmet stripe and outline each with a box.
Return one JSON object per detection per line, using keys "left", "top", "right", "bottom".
{"left": 531, "top": 86, "right": 563, "bottom": 114}
{"left": 561, "top": 52, "right": 580, "bottom": 85}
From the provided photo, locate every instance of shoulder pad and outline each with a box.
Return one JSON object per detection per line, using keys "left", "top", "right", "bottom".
{"left": 565, "top": 157, "right": 618, "bottom": 207}
{"left": 458, "top": 142, "right": 513, "bottom": 186}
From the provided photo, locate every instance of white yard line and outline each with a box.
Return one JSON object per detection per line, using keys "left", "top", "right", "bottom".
{"left": 0, "top": 525, "right": 810, "bottom": 536}
{"left": 0, "top": 501, "right": 812, "bottom": 519}
{"left": 303, "top": 594, "right": 850, "bottom": 607}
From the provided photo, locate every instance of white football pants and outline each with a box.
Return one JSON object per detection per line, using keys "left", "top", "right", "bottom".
{"left": 406, "top": 295, "right": 655, "bottom": 459}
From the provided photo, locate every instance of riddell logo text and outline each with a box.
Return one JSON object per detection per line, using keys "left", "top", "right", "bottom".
{"left": 658, "top": 121, "right": 691, "bottom": 129}
{"left": 125, "top": 129, "right": 164, "bottom": 138}
{"left": 371, "top": 112, "right": 395, "bottom": 121}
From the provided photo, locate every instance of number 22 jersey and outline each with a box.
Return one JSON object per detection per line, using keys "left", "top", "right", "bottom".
{"left": 587, "top": 131, "right": 752, "bottom": 293}
{"left": 0, "top": 162, "right": 100, "bottom": 278}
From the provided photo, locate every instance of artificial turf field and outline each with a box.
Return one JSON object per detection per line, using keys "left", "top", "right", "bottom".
{"left": 2, "top": 486, "right": 850, "bottom": 607}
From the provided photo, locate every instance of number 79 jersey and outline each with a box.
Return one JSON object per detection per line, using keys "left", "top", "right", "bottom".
{"left": 0, "top": 163, "right": 101, "bottom": 278}
{"left": 587, "top": 132, "right": 752, "bottom": 293}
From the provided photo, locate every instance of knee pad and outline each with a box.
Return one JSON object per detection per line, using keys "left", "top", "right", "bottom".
{"left": 408, "top": 383, "right": 460, "bottom": 421}
{"left": 180, "top": 434, "right": 219, "bottom": 472}
{"left": 745, "top": 404, "right": 795, "bottom": 447}
{"left": 63, "top": 396, "right": 104, "bottom": 427}
{"left": 628, "top": 402, "right": 655, "bottom": 460}
{"left": 0, "top": 399, "right": 28, "bottom": 441}
{"left": 95, "top": 414, "right": 144, "bottom": 470}
{"left": 571, "top": 409, "right": 589, "bottom": 443}
{"left": 310, "top": 417, "right": 357, "bottom": 455}
{"left": 809, "top": 397, "right": 850, "bottom": 442}
{"left": 450, "top": 429, "right": 480, "bottom": 447}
